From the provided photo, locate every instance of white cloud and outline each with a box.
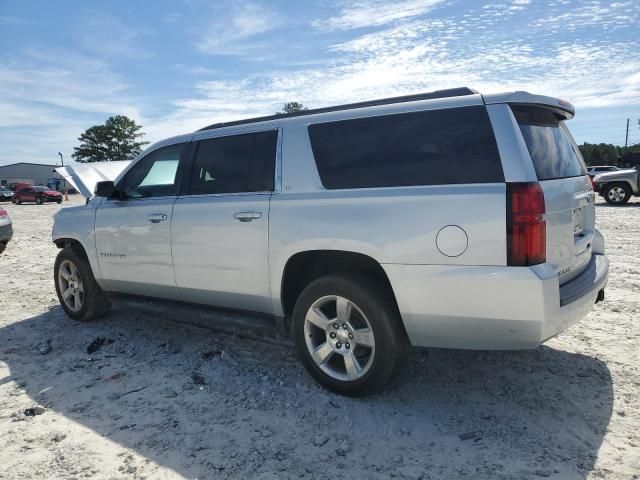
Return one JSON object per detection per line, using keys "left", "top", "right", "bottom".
{"left": 146, "top": 16, "right": 640, "bottom": 142}
{"left": 0, "top": 48, "right": 144, "bottom": 164}
{"left": 196, "top": 2, "right": 281, "bottom": 55}
{"left": 78, "top": 10, "right": 153, "bottom": 59}
{"left": 313, "top": 0, "right": 447, "bottom": 31}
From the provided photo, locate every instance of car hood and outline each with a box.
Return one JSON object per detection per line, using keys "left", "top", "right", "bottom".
{"left": 593, "top": 168, "right": 637, "bottom": 183}
{"left": 55, "top": 161, "right": 132, "bottom": 198}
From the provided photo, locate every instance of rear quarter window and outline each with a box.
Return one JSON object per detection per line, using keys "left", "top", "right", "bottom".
{"left": 308, "top": 106, "right": 504, "bottom": 189}
{"left": 512, "top": 106, "right": 587, "bottom": 181}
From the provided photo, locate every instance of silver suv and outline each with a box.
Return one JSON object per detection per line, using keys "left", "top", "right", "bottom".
{"left": 53, "top": 88, "right": 609, "bottom": 395}
{"left": 593, "top": 166, "right": 640, "bottom": 205}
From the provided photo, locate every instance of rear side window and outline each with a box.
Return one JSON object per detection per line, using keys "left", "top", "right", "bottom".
{"left": 308, "top": 106, "right": 503, "bottom": 189}
{"left": 512, "top": 106, "right": 587, "bottom": 180}
{"left": 189, "top": 130, "right": 277, "bottom": 195}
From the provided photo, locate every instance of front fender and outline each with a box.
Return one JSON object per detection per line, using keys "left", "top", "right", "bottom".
{"left": 52, "top": 200, "right": 103, "bottom": 285}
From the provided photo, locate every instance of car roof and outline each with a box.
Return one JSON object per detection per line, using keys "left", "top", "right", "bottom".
{"left": 196, "top": 88, "right": 574, "bottom": 133}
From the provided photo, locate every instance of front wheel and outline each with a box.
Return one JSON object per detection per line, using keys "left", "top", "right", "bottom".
{"left": 14, "top": 197, "right": 21, "bottom": 205}
{"left": 54, "top": 247, "right": 111, "bottom": 321}
{"left": 292, "top": 275, "right": 408, "bottom": 396}
{"left": 604, "top": 182, "right": 631, "bottom": 205}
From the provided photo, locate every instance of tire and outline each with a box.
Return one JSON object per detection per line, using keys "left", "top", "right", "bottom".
{"left": 57, "top": 199, "right": 63, "bottom": 204}
{"left": 0, "top": 243, "right": 5, "bottom": 254}
{"left": 35, "top": 196, "right": 43, "bottom": 205}
{"left": 14, "top": 197, "right": 21, "bottom": 205}
{"left": 603, "top": 182, "right": 631, "bottom": 205}
{"left": 292, "top": 274, "right": 409, "bottom": 396}
{"left": 54, "top": 247, "right": 111, "bottom": 321}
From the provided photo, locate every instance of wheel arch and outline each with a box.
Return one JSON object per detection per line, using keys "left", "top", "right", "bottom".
{"left": 279, "top": 250, "right": 404, "bottom": 329}
{"left": 54, "top": 237, "right": 89, "bottom": 259}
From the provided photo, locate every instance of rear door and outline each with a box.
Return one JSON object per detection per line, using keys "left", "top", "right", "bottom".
{"left": 171, "top": 128, "right": 278, "bottom": 314}
{"left": 512, "top": 106, "right": 593, "bottom": 284}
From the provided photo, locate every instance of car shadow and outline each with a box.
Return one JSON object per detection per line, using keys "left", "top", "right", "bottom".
{"left": 1, "top": 306, "right": 613, "bottom": 479}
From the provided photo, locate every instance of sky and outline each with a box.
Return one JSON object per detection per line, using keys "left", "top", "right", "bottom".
{"left": 0, "top": 0, "right": 639, "bottom": 166}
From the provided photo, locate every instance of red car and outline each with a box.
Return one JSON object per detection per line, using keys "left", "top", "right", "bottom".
{"left": 12, "top": 186, "right": 63, "bottom": 205}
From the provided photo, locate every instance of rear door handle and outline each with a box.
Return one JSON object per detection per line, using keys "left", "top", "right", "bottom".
{"left": 146, "top": 214, "right": 168, "bottom": 223}
{"left": 233, "top": 211, "right": 262, "bottom": 222}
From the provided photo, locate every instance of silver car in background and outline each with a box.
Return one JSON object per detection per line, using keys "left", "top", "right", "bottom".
{"left": 0, "top": 206, "right": 13, "bottom": 254}
{"left": 593, "top": 166, "right": 640, "bottom": 205}
{"left": 53, "top": 87, "right": 609, "bottom": 395}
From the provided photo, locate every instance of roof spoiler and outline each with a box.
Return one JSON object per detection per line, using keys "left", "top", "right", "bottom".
{"left": 483, "top": 91, "right": 575, "bottom": 119}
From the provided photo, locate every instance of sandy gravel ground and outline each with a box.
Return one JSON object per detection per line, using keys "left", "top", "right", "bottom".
{"left": 0, "top": 195, "right": 638, "bottom": 480}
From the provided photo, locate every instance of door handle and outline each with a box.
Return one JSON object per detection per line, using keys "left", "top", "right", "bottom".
{"left": 233, "top": 211, "right": 262, "bottom": 222}
{"left": 146, "top": 214, "right": 168, "bottom": 223}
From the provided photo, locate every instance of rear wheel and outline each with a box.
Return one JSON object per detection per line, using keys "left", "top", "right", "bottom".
{"left": 604, "top": 182, "right": 631, "bottom": 205}
{"left": 54, "top": 247, "right": 110, "bottom": 321}
{"left": 292, "top": 274, "right": 408, "bottom": 396}
{"left": 35, "top": 196, "right": 43, "bottom": 205}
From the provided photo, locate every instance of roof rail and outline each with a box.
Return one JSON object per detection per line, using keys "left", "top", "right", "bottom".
{"left": 198, "top": 87, "right": 478, "bottom": 131}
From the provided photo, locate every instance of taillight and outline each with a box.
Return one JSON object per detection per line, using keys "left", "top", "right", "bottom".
{"left": 0, "top": 209, "right": 7, "bottom": 218}
{"left": 507, "top": 182, "right": 546, "bottom": 266}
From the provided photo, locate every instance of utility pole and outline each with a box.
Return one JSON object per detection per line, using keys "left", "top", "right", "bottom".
{"left": 57, "top": 152, "right": 68, "bottom": 201}
{"left": 58, "top": 152, "right": 64, "bottom": 166}
{"left": 625, "top": 118, "right": 629, "bottom": 148}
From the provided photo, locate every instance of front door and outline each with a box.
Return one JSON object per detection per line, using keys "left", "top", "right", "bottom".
{"left": 94, "top": 142, "right": 187, "bottom": 298}
{"left": 172, "top": 128, "right": 278, "bottom": 314}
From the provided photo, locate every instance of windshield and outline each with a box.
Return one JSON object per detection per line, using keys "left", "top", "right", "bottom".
{"left": 512, "top": 106, "right": 587, "bottom": 180}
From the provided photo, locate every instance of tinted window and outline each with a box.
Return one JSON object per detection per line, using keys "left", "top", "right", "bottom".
{"left": 118, "top": 143, "right": 184, "bottom": 198}
{"left": 512, "top": 106, "right": 587, "bottom": 180}
{"left": 308, "top": 106, "right": 503, "bottom": 189}
{"left": 189, "top": 130, "right": 277, "bottom": 195}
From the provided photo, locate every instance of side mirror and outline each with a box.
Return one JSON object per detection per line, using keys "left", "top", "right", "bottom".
{"left": 94, "top": 181, "right": 115, "bottom": 197}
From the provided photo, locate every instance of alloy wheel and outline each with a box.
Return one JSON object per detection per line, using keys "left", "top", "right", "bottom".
{"left": 58, "top": 259, "right": 84, "bottom": 312}
{"left": 303, "top": 295, "right": 376, "bottom": 381}
{"left": 607, "top": 186, "right": 627, "bottom": 203}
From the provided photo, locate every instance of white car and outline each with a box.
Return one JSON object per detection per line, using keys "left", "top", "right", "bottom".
{"left": 53, "top": 88, "right": 609, "bottom": 395}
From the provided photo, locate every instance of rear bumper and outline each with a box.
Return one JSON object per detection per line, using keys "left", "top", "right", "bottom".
{"left": 383, "top": 254, "right": 608, "bottom": 350}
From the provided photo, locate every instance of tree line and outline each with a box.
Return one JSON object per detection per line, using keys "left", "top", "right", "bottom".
{"left": 578, "top": 143, "right": 640, "bottom": 167}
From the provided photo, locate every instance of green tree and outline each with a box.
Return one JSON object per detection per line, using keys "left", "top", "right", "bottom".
{"left": 578, "top": 142, "right": 622, "bottom": 166}
{"left": 72, "top": 115, "right": 149, "bottom": 163}
{"left": 279, "top": 102, "right": 308, "bottom": 114}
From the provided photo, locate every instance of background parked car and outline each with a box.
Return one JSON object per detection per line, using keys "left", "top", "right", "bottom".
{"left": 587, "top": 165, "right": 620, "bottom": 178}
{"left": 0, "top": 186, "right": 13, "bottom": 202}
{"left": 12, "top": 186, "right": 63, "bottom": 205}
{"left": 0, "top": 206, "right": 12, "bottom": 254}
{"left": 593, "top": 166, "right": 640, "bottom": 205}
